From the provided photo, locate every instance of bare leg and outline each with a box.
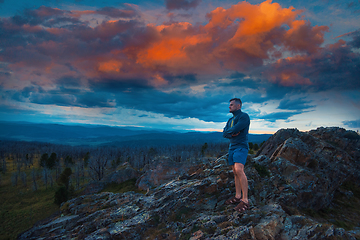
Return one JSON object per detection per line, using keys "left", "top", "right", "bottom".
{"left": 233, "top": 163, "right": 248, "bottom": 204}
{"left": 232, "top": 165, "right": 242, "bottom": 199}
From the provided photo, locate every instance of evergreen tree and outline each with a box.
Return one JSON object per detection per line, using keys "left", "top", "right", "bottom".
{"left": 40, "top": 153, "right": 49, "bottom": 168}
{"left": 201, "top": 142, "right": 208, "bottom": 156}
{"left": 54, "top": 168, "right": 73, "bottom": 205}
{"left": 64, "top": 156, "right": 74, "bottom": 167}
{"left": 83, "top": 152, "right": 90, "bottom": 168}
{"left": 47, "top": 152, "right": 57, "bottom": 169}
{"left": 248, "top": 142, "right": 254, "bottom": 150}
{"left": 58, "top": 167, "right": 72, "bottom": 190}
{"left": 54, "top": 186, "right": 68, "bottom": 205}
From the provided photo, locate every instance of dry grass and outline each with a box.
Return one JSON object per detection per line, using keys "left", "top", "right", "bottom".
{"left": 0, "top": 160, "right": 59, "bottom": 240}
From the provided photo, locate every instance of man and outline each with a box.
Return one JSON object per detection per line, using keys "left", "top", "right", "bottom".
{"left": 223, "top": 98, "right": 250, "bottom": 212}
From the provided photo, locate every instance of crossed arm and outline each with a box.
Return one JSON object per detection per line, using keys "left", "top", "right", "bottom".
{"left": 223, "top": 114, "right": 250, "bottom": 139}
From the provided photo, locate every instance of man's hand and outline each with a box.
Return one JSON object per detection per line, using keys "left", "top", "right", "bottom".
{"left": 232, "top": 132, "right": 240, "bottom": 137}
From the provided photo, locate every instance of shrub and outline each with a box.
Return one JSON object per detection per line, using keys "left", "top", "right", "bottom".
{"left": 54, "top": 186, "right": 68, "bottom": 205}
{"left": 254, "top": 163, "right": 270, "bottom": 177}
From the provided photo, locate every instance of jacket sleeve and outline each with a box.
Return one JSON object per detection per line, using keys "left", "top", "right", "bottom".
{"left": 223, "top": 113, "right": 250, "bottom": 137}
{"left": 222, "top": 119, "right": 232, "bottom": 139}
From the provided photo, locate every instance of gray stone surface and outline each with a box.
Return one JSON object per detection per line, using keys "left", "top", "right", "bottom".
{"left": 18, "top": 127, "right": 360, "bottom": 240}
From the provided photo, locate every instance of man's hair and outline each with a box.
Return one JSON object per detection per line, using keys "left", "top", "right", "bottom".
{"left": 230, "top": 98, "right": 242, "bottom": 106}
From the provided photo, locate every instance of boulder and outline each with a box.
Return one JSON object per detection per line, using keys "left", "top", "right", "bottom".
{"left": 253, "top": 127, "right": 360, "bottom": 210}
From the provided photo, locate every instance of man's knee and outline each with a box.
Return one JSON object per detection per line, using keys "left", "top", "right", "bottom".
{"left": 234, "top": 163, "right": 245, "bottom": 174}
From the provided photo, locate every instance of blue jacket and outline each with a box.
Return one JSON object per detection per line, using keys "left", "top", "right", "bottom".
{"left": 223, "top": 109, "right": 250, "bottom": 150}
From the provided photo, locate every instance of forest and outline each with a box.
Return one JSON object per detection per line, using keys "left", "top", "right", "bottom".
{"left": 0, "top": 139, "right": 263, "bottom": 188}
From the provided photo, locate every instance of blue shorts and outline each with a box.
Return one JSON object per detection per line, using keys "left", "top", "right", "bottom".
{"left": 228, "top": 148, "right": 248, "bottom": 166}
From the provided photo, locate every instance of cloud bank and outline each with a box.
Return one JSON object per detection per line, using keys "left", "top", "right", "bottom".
{"left": 0, "top": 0, "right": 359, "bottom": 131}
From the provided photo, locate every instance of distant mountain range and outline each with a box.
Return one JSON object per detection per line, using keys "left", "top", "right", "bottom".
{"left": 0, "top": 121, "right": 272, "bottom": 147}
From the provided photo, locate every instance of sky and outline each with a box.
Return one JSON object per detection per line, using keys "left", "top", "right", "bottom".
{"left": 0, "top": 0, "right": 359, "bottom": 134}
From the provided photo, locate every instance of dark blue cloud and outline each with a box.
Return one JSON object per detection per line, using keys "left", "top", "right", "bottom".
{"left": 89, "top": 78, "right": 151, "bottom": 92}
{"left": 10, "top": 6, "right": 75, "bottom": 27}
{"left": 229, "top": 72, "right": 246, "bottom": 79}
{"left": 56, "top": 76, "right": 82, "bottom": 88}
{"left": 277, "top": 97, "right": 315, "bottom": 110}
{"left": 95, "top": 7, "right": 138, "bottom": 18}
{"left": 348, "top": 29, "right": 360, "bottom": 48}
{"left": 217, "top": 78, "right": 260, "bottom": 89}
{"left": 29, "top": 93, "right": 77, "bottom": 106}
{"left": 87, "top": 80, "right": 230, "bottom": 121}
{"left": 27, "top": 92, "right": 116, "bottom": 108}
{"left": 308, "top": 45, "right": 360, "bottom": 91}
{"left": 255, "top": 110, "right": 310, "bottom": 123}
{"left": 343, "top": 119, "right": 360, "bottom": 128}
{"left": 165, "top": 0, "right": 201, "bottom": 10}
{"left": 164, "top": 74, "right": 197, "bottom": 83}
{"left": 7, "top": 84, "right": 115, "bottom": 108}
{"left": 240, "top": 82, "right": 291, "bottom": 104}
{"left": 259, "top": 39, "right": 360, "bottom": 92}
{"left": 347, "top": 1, "right": 360, "bottom": 9}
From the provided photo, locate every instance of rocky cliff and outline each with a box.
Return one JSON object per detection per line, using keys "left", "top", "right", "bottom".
{"left": 18, "top": 127, "right": 360, "bottom": 240}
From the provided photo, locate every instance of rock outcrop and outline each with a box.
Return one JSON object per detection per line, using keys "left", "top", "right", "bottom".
{"left": 18, "top": 127, "right": 360, "bottom": 240}
{"left": 136, "top": 157, "right": 192, "bottom": 191}
{"left": 105, "top": 162, "right": 141, "bottom": 184}
{"left": 256, "top": 127, "right": 360, "bottom": 210}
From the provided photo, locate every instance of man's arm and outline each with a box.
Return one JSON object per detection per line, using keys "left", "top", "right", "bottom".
{"left": 223, "top": 114, "right": 250, "bottom": 137}
{"left": 223, "top": 119, "right": 232, "bottom": 138}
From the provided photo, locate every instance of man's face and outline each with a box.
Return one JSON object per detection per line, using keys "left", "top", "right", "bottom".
{"left": 229, "top": 100, "right": 241, "bottom": 113}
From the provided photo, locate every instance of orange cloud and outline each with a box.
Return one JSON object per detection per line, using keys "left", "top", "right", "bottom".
{"left": 98, "top": 60, "right": 123, "bottom": 73}
{"left": 22, "top": 24, "right": 43, "bottom": 33}
{"left": 1, "top": 1, "right": 329, "bottom": 89}
{"left": 206, "top": 0, "right": 300, "bottom": 36}
{"left": 69, "top": 10, "right": 96, "bottom": 18}
{"left": 278, "top": 71, "right": 312, "bottom": 86}
{"left": 205, "top": 0, "right": 306, "bottom": 67}
{"left": 284, "top": 21, "right": 329, "bottom": 53}
{"left": 69, "top": 8, "right": 137, "bottom": 18}
{"left": 135, "top": 23, "right": 212, "bottom": 72}
{"left": 125, "top": 0, "right": 326, "bottom": 80}
{"left": 47, "top": 28, "right": 70, "bottom": 35}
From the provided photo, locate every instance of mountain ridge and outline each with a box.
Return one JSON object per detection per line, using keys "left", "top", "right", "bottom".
{"left": 0, "top": 121, "right": 271, "bottom": 147}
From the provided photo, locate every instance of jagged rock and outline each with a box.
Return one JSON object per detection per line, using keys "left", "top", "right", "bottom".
{"left": 253, "top": 127, "right": 360, "bottom": 210}
{"left": 18, "top": 127, "right": 360, "bottom": 240}
{"left": 252, "top": 204, "right": 285, "bottom": 240}
{"left": 309, "top": 127, "right": 360, "bottom": 161}
{"left": 256, "top": 128, "right": 302, "bottom": 157}
{"left": 270, "top": 137, "right": 315, "bottom": 164}
{"left": 136, "top": 156, "right": 191, "bottom": 190}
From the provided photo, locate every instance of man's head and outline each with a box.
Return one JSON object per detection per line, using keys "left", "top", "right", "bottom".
{"left": 229, "top": 98, "right": 242, "bottom": 113}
